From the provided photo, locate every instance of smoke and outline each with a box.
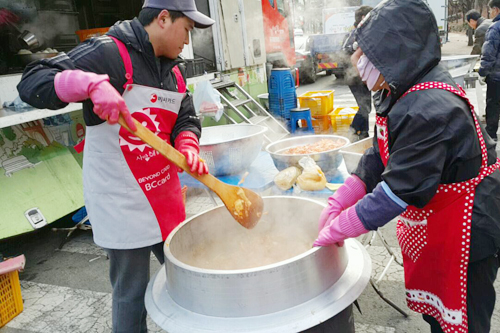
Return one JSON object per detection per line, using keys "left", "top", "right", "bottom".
{"left": 169, "top": 196, "right": 323, "bottom": 270}
{"left": 20, "top": 11, "right": 77, "bottom": 47}
{"left": 296, "top": 0, "right": 352, "bottom": 34}
{"left": 191, "top": 27, "right": 216, "bottom": 69}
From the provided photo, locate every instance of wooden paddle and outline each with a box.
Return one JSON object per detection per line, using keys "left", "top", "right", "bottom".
{"left": 118, "top": 116, "right": 264, "bottom": 229}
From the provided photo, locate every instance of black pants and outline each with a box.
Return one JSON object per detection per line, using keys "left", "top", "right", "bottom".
{"left": 104, "top": 242, "right": 165, "bottom": 333}
{"left": 485, "top": 78, "right": 500, "bottom": 140}
{"left": 348, "top": 83, "right": 372, "bottom": 133}
{"left": 302, "top": 304, "right": 354, "bottom": 333}
{"left": 423, "top": 253, "right": 499, "bottom": 333}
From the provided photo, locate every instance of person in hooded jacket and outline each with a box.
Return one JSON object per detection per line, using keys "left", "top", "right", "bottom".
{"left": 314, "top": 0, "right": 500, "bottom": 332}
{"left": 342, "top": 5, "right": 373, "bottom": 141}
{"left": 16, "top": 0, "right": 214, "bottom": 332}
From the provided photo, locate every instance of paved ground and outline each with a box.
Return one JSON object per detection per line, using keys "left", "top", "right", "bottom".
{"left": 2, "top": 33, "right": 499, "bottom": 333}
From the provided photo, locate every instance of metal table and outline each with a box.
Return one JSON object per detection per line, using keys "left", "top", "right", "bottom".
{"left": 180, "top": 150, "right": 351, "bottom": 200}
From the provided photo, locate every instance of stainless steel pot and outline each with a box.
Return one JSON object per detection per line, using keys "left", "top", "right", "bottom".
{"left": 199, "top": 124, "right": 267, "bottom": 176}
{"left": 265, "top": 135, "right": 350, "bottom": 172}
{"left": 146, "top": 196, "right": 371, "bottom": 332}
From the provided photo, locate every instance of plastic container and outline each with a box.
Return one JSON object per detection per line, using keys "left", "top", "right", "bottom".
{"left": 75, "top": 28, "right": 110, "bottom": 42}
{"left": 311, "top": 115, "right": 332, "bottom": 134}
{"left": 298, "top": 90, "right": 334, "bottom": 117}
{"left": 329, "top": 107, "right": 358, "bottom": 134}
{"left": 268, "top": 68, "right": 297, "bottom": 120}
{"left": 185, "top": 59, "right": 205, "bottom": 78}
{"left": 0, "top": 266, "right": 24, "bottom": 327}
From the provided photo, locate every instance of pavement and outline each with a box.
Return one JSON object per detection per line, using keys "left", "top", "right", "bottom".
{"left": 1, "top": 33, "right": 499, "bottom": 333}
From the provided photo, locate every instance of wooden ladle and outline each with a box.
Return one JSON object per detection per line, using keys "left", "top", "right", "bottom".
{"left": 118, "top": 116, "right": 264, "bottom": 229}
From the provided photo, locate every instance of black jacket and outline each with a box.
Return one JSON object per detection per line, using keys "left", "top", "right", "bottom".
{"left": 353, "top": 0, "right": 500, "bottom": 262}
{"left": 479, "top": 15, "right": 500, "bottom": 81}
{"left": 472, "top": 16, "right": 492, "bottom": 55}
{"left": 17, "top": 18, "right": 201, "bottom": 143}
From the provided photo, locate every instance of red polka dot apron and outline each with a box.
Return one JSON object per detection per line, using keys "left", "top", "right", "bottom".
{"left": 376, "top": 81, "right": 500, "bottom": 333}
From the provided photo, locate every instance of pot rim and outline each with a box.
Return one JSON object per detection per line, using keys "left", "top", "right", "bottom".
{"left": 164, "top": 196, "right": 326, "bottom": 275}
{"left": 200, "top": 124, "right": 268, "bottom": 146}
{"left": 265, "top": 134, "right": 350, "bottom": 157}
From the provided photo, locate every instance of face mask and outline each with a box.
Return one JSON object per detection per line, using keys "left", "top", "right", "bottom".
{"left": 357, "top": 55, "right": 385, "bottom": 90}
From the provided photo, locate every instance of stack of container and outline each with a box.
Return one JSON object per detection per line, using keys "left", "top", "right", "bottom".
{"left": 297, "top": 90, "right": 334, "bottom": 134}
{"left": 268, "top": 69, "right": 297, "bottom": 121}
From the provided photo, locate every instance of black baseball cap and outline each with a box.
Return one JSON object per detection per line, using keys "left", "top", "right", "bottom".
{"left": 142, "top": 0, "right": 215, "bottom": 29}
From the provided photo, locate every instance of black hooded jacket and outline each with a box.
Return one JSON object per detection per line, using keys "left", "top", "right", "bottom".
{"left": 17, "top": 18, "right": 201, "bottom": 143}
{"left": 353, "top": 0, "right": 500, "bottom": 262}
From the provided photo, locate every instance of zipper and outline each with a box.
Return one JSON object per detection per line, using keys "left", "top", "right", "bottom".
{"left": 159, "top": 58, "right": 181, "bottom": 90}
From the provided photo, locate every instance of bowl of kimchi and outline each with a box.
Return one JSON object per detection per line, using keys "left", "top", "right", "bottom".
{"left": 265, "top": 135, "right": 350, "bottom": 172}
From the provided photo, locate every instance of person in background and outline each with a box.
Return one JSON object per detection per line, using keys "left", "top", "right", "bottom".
{"left": 466, "top": 9, "right": 492, "bottom": 55}
{"left": 16, "top": 0, "right": 214, "bottom": 332}
{"left": 479, "top": 0, "right": 500, "bottom": 141}
{"left": 315, "top": 0, "right": 500, "bottom": 332}
{"left": 342, "top": 5, "right": 373, "bottom": 142}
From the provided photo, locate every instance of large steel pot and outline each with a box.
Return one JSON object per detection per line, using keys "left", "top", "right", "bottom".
{"left": 200, "top": 124, "right": 267, "bottom": 176}
{"left": 146, "top": 196, "right": 371, "bottom": 332}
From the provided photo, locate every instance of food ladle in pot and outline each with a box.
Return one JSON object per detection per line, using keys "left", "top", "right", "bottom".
{"left": 118, "top": 116, "right": 264, "bottom": 229}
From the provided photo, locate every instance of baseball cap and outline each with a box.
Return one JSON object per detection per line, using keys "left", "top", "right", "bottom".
{"left": 142, "top": 0, "right": 215, "bottom": 29}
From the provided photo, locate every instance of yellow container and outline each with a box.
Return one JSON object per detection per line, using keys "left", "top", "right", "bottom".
{"left": 0, "top": 270, "right": 23, "bottom": 327}
{"left": 298, "top": 90, "right": 335, "bottom": 117}
{"left": 311, "top": 115, "right": 332, "bottom": 134}
{"left": 329, "top": 107, "right": 359, "bottom": 134}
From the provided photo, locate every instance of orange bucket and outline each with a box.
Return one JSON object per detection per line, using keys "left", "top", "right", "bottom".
{"left": 75, "top": 28, "right": 110, "bottom": 42}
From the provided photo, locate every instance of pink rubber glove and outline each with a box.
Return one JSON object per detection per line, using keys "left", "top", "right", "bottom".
{"left": 314, "top": 206, "right": 369, "bottom": 247}
{"left": 54, "top": 70, "right": 136, "bottom": 131}
{"left": 175, "top": 132, "right": 209, "bottom": 175}
{"left": 318, "top": 175, "right": 367, "bottom": 231}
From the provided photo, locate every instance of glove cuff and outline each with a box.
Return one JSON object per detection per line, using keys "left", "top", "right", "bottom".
{"left": 55, "top": 70, "right": 109, "bottom": 103}
{"left": 338, "top": 207, "right": 369, "bottom": 238}
{"left": 329, "top": 175, "right": 367, "bottom": 210}
{"left": 174, "top": 131, "right": 200, "bottom": 152}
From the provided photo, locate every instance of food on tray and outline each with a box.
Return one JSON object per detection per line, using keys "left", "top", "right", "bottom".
{"left": 18, "top": 49, "right": 32, "bottom": 55}
{"left": 296, "top": 157, "right": 326, "bottom": 191}
{"left": 274, "top": 166, "right": 301, "bottom": 191}
{"left": 281, "top": 139, "right": 345, "bottom": 155}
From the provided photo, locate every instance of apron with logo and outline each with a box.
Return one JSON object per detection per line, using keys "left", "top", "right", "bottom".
{"left": 376, "top": 81, "right": 500, "bottom": 333}
{"left": 83, "top": 36, "right": 188, "bottom": 249}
